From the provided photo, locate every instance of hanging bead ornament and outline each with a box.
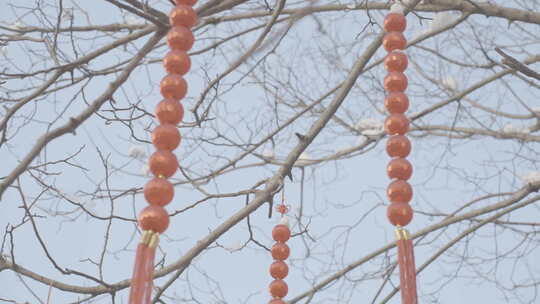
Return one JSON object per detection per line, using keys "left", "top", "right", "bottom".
{"left": 383, "top": 3, "right": 418, "bottom": 304}
{"left": 268, "top": 191, "right": 291, "bottom": 304}
{"left": 128, "top": 0, "right": 197, "bottom": 302}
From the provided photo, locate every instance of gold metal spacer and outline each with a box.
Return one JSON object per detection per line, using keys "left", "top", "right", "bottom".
{"left": 394, "top": 227, "right": 409, "bottom": 240}
{"left": 140, "top": 230, "right": 152, "bottom": 245}
{"left": 394, "top": 228, "right": 402, "bottom": 240}
{"left": 148, "top": 232, "right": 160, "bottom": 248}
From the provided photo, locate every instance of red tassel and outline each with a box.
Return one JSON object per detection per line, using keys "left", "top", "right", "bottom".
{"left": 397, "top": 238, "right": 418, "bottom": 304}
{"left": 397, "top": 239, "right": 410, "bottom": 303}
{"left": 404, "top": 240, "right": 417, "bottom": 304}
{"left": 129, "top": 243, "right": 148, "bottom": 304}
{"left": 142, "top": 245, "right": 156, "bottom": 303}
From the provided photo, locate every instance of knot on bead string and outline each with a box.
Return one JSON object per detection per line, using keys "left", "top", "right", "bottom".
{"left": 276, "top": 183, "right": 290, "bottom": 216}
{"left": 275, "top": 203, "right": 290, "bottom": 215}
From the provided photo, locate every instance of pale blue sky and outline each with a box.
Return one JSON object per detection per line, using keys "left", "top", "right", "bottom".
{"left": 1, "top": 1, "right": 539, "bottom": 303}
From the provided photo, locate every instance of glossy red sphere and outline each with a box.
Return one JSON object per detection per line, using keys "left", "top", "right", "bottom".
{"left": 152, "top": 124, "right": 181, "bottom": 151}
{"left": 384, "top": 51, "right": 408, "bottom": 72}
{"left": 170, "top": 4, "right": 197, "bottom": 28}
{"left": 144, "top": 177, "right": 174, "bottom": 206}
{"left": 384, "top": 13, "right": 407, "bottom": 32}
{"left": 387, "top": 158, "right": 413, "bottom": 180}
{"left": 164, "top": 50, "right": 191, "bottom": 75}
{"left": 387, "top": 202, "right": 413, "bottom": 226}
{"left": 160, "top": 74, "right": 187, "bottom": 100}
{"left": 386, "top": 135, "right": 411, "bottom": 158}
{"left": 271, "top": 243, "right": 290, "bottom": 260}
{"left": 383, "top": 32, "right": 407, "bottom": 52}
{"left": 384, "top": 114, "right": 409, "bottom": 135}
{"left": 385, "top": 92, "right": 409, "bottom": 113}
{"left": 387, "top": 180, "right": 413, "bottom": 203}
{"left": 167, "top": 26, "right": 194, "bottom": 51}
{"left": 174, "top": 0, "right": 197, "bottom": 5}
{"left": 270, "top": 261, "right": 289, "bottom": 279}
{"left": 149, "top": 150, "right": 178, "bottom": 178}
{"left": 156, "top": 98, "right": 184, "bottom": 125}
{"left": 138, "top": 205, "right": 170, "bottom": 233}
{"left": 269, "top": 280, "right": 288, "bottom": 298}
{"left": 272, "top": 224, "right": 291, "bottom": 242}
{"left": 384, "top": 72, "right": 408, "bottom": 92}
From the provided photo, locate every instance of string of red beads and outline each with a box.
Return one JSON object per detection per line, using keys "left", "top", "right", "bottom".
{"left": 139, "top": 0, "right": 198, "bottom": 236}
{"left": 268, "top": 205, "right": 291, "bottom": 304}
{"left": 129, "top": 1, "right": 197, "bottom": 302}
{"left": 382, "top": 11, "right": 414, "bottom": 228}
{"left": 383, "top": 8, "right": 418, "bottom": 304}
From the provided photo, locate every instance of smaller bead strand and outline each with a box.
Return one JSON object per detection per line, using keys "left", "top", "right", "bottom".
{"left": 268, "top": 202, "right": 291, "bottom": 304}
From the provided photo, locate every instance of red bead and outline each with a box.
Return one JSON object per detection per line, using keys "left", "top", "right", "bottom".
{"left": 170, "top": 5, "right": 197, "bottom": 28}
{"left": 268, "top": 300, "right": 286, "bottom": 304}
{"left": 269, "top": 280, "right": 288, "bottom": 298}
{"left": 164, "top": 50, "right": 191, "bottom": 75}
{"left": 269, "top": 261, "right": 289, "bottom": 279}
{"left": 156, "top": 98, "right": 184, "bottom": 125}
{"left": 149, "top": 150, "right": 178, "bottom": 178}
{"left": 152, "top": 124, "right": 181, "bottom": 151}
{"left": 167, "top": 26, "right": 194, "bottom": 51}
{"left": 271, "top": 243, "right": 290, "bottom": 260}
{"left": 138, "top": 205, "right": 170, "bottom": 233}
{"left": 272, "top": 225, "right": 291, "bottom": 242}
{"left": 386, "top": 135, "right": 411, "bottom": 157}
{"left": 384, "top": 72, "right": 408, "bottom": 92}
{"left": 144, "top": 178, "right": 174, "bottom": 206}
{"left": 174, "top": 0, "right": 197, "bottom": 5}
{"left": 160, "top": 74, "right": 187, "bottom": 100}
{"left": 385, "top": 92, "right": 409, "bottom": 113}
{"left": 383, "top": 32, "right": 406, "bottom": 52}
{"left": 387, "top": 202, "right": 413, "bottom": 226}
{"left": 384, "top": 114, "right": 409, "bottom": 135}
{"left": 385, "top": 51, "right": 408, "bottom": 72}
{"left": 387, "top": 158, "right": 413, "bottom": 180}
{"left": 387, "top": 180, "right": 413, "bottom": 203}
{"left": 384, "top": 13, "right": 407, "bottom": 32}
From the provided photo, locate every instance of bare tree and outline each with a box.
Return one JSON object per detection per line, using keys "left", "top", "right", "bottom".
{"left": 1, "top": 0, "right": 540, "bottom": 303}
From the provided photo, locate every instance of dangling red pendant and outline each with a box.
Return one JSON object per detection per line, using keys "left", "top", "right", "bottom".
{"left": 268, "top": 201, "right": 291, "bottom": 303}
